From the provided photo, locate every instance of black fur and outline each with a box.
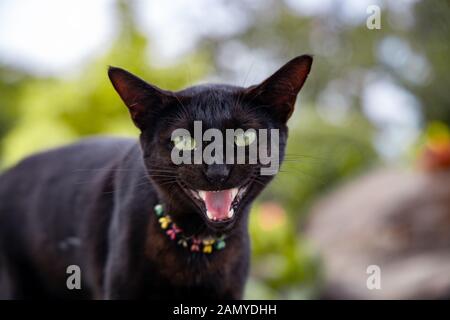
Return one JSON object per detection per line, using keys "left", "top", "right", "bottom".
{"left": 0, "top": 55, "right": 312, "bottom": 299}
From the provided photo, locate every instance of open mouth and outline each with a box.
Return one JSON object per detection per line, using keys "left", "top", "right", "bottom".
{"left": 188, "top": 187, "right": 248, "bottom": 224}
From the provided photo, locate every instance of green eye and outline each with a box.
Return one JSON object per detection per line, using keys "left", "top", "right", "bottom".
{"left": 173, "top": 135, "right": 196, "bottom": 151}
{"left": 234, "top": 131, "right": 256, "bottom": 147}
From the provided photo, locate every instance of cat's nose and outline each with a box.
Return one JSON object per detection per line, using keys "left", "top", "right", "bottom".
{"left": 204, "top": 164, "right": 230, "bottom": 184}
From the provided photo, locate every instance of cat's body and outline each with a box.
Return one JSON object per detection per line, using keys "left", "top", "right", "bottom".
{"left": 0, "top": 56, "right": 312, "bottom": 299}
{"left": 0, "top": 137, "right": 248, "bottom": 299}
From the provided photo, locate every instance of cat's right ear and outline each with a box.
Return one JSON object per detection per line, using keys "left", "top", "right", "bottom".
{"left": 108, "top": 66, "right": 174, "bottom": 130}
{"left": 244, "top": 55, "right": 313, "bottom": 123}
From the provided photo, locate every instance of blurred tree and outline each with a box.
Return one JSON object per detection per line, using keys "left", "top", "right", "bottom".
{"left": 0, "top": 66, "right": 33, "bottom": 159}
{"left": 0, "top": 0, "right": 210, "bottom": 167}
{"left": 405, "top": 0, "right": 450, "bottom": 124}
{"left": 203, "top": 0, "right": 450, "bottom": 125}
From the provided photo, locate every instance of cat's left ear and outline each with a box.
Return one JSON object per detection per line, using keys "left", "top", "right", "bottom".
{"left": 246, "top": 55, "right": 313, "bottom": 123}
{"left": 108, "top": 66, "right": 175, "bottom": 130}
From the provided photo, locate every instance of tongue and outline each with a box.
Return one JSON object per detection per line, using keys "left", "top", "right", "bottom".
{"left": 204, "top": 190, "right": 233, "bottom": 221}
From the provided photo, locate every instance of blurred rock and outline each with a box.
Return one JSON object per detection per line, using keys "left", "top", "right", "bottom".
{"left": 305, "top": 168, "right": 450, "bottom": 299}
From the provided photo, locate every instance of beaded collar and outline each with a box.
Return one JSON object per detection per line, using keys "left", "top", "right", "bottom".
{"left": 154, "top": 204, "right": 226, "bottom": 254}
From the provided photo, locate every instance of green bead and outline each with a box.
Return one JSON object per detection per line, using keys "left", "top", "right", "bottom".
{"left": 215, "top": 240, "right": 226, "bottom": 250}
{"left": 154, "top": 204, "right": 164, "bottom": 216}
{"left": 178, "top": 239, "right": 188, "bottom": 248}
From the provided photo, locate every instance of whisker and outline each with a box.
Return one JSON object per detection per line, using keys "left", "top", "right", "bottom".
{"left": 147, "top": 174, "right": 178, "bottom": 178}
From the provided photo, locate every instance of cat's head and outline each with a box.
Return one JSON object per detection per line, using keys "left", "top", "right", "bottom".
{"left": 108, "top": 55, "right": 312, "bottom": 234}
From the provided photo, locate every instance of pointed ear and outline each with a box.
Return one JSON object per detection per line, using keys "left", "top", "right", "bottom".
{"left": 246, "top": 55, "right": 313, "bottom": 122}
{"left": 108, "top": 66, "right": 174, "bottom": 129}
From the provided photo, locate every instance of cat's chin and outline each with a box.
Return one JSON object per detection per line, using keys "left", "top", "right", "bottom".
{"left": 178, "top": 182, "right": 251, "bottom": 231}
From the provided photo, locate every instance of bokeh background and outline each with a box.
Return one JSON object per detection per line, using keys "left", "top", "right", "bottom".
{"left": 0, "top": 0, "right": 449, "bottom": 299}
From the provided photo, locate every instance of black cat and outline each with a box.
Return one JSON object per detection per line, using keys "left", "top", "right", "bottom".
{"left": 0, "top": 55, "right": 312, "bottom": 299}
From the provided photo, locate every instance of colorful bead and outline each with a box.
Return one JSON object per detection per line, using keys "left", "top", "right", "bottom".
{"left": 203, "top": 238, "right": 215, "bottom": 245}
{"left": 166, "top": 224, "right": 181, "bottom": 240}
{"left": 177, "top": 238, "right": 188, "bottom": 248}
{"left": 202, "top": 238, "right": 215, "bottom": 253}
{"left": 154, "top": 204, "right": 164, "bottom": 216}
{"left": 158, "top": 216, "right": 171, "bottom": 229}
{"left": 190, "top": 238, "right": 202, "bottom": 252}
{"left": 215, "top": 240, "right": 226, "bottom": 250}
{"left": 203, "top": 245, "right": 213, "bottom": 254}
{"left": 153, "top": 204, "right": 226, "bottom": 253}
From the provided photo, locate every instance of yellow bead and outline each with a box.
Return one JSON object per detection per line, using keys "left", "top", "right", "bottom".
{"left": 159, "top": 216, "right": 171, "bottom": 229}
{"left": 203, "top": 238, "right": 215, "bottom": 246}
{"left": 203, "top": 245, "right": 213, "bottom": 253}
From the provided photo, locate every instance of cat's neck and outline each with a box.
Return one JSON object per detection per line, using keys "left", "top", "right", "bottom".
{"left": 144, "top": 202, "right": 250, "bottom": 268}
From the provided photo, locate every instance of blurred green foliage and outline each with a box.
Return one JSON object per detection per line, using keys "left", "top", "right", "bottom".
{"left": 0, "top": 2, "right": 210, "bottom": 167}
{"left": 0, "top": 0, "right": 448, "bottom": 299}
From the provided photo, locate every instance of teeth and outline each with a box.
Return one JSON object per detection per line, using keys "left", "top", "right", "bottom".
{"left": 198, "top": 188, "right": 240, "bottom": 198}
{"left": 231, "top": 188, "right": 238, "bottom": 199}
{"left": 227, "top": 208, "right": 234, "bottom": 219}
